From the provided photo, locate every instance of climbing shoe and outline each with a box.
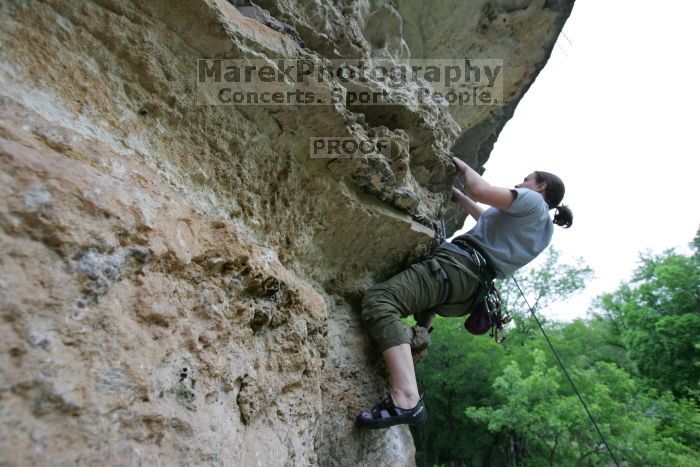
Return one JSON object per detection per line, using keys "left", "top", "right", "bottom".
{"left": 355, "top": 394, "right": 427, "bottom": 429}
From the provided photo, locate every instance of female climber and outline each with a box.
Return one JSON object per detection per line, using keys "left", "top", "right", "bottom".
{"left": 355, "top": 156, "right": 573, "bottom": 429}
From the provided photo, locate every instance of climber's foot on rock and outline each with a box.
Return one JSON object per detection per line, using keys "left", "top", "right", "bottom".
{"left": 410, "top": 325, "right": 432, "bottom": 364}
{"left": 355, "top": 394, "right": 427, "bottom": 429}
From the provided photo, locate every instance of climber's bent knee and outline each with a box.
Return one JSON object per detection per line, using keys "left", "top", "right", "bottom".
{"left": 361, "top": 286, "right": 412, "bottom": 353}
{"left": 360, "top": 260, "right": 443, "bottom": 353}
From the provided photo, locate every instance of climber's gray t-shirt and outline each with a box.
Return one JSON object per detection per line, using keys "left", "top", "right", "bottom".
{"left": 454, "top": 188, "right": 553, "bottom": 278}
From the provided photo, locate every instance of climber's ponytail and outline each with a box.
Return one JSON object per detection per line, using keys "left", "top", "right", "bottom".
{"left": 553, "top": 205, "right": 573, "bottom": 228}
{"left": 534, "top": 171, "right": 573, "bottom": 228}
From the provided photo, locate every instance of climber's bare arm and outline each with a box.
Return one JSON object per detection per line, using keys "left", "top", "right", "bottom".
{"left": 451, "top": 187, "right": 485, "bottom": 220}
{"left": 452, "top": 157, "right": 515, "bottom": 210}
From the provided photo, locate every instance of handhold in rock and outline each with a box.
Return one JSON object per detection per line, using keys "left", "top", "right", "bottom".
{"left": 392, "top": 187, "right": 420, "bottom": 215}
{"left": 129, "top": 245, "right": 152, "bottom": 263}
{"left": 227, "top": 0, "right": 305, "bottom": 48}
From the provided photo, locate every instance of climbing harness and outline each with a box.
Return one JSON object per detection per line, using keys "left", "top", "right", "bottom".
{"left": 444, "top": 238, "right": 512, "bottom": 343}
{"left": 421, "top": 235, "right": 512, "bottom": 343}
{"left": 512, "top": 276, "right": 621, "bottom": 467}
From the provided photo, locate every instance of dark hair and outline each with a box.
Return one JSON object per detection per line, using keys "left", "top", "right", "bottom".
{"left": 535, "top": 171, "right": 573, "bottom": 228}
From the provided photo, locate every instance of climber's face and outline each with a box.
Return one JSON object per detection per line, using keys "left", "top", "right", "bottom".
{"left": 515, "top": 172, "right": 547, "bottom": 194}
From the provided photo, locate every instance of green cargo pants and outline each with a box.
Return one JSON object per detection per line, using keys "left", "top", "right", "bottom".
{"left": 361, "top": 243, "right": 486, "bottom": 353}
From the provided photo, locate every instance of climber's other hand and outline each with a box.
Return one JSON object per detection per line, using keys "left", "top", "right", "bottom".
{"left": 451, "top": 187, "right": 464, "bottom": 204}
{"left": 452, "top": 157, "right": 469, "bottom": 174}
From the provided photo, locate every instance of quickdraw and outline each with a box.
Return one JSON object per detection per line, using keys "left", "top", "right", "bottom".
{"left": 484, "top": 285, "right": 511, "bottom": 344}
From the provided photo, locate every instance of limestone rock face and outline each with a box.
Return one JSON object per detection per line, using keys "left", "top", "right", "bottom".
{"left": 0, "top": 0, "right": 573, "bottom": 465}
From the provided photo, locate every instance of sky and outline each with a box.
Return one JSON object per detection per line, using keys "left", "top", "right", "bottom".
{"left": 453, "top": 0, "right": 700, "bottom": 321}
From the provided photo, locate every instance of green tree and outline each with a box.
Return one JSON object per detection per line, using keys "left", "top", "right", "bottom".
{"left": 465, "top": 350, "right": 700, "bottom": 466}
{"left": 594, "top": 231, "right": 700, "bottom": 398}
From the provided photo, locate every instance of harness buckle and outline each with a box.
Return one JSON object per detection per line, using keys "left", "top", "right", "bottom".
{"left": 471, "top": 250, "right": 483, "bottom": 269}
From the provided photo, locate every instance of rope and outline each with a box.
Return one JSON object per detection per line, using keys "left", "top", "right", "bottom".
{"left": 512, "top": 276, "right": 621, "bottom": 467}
